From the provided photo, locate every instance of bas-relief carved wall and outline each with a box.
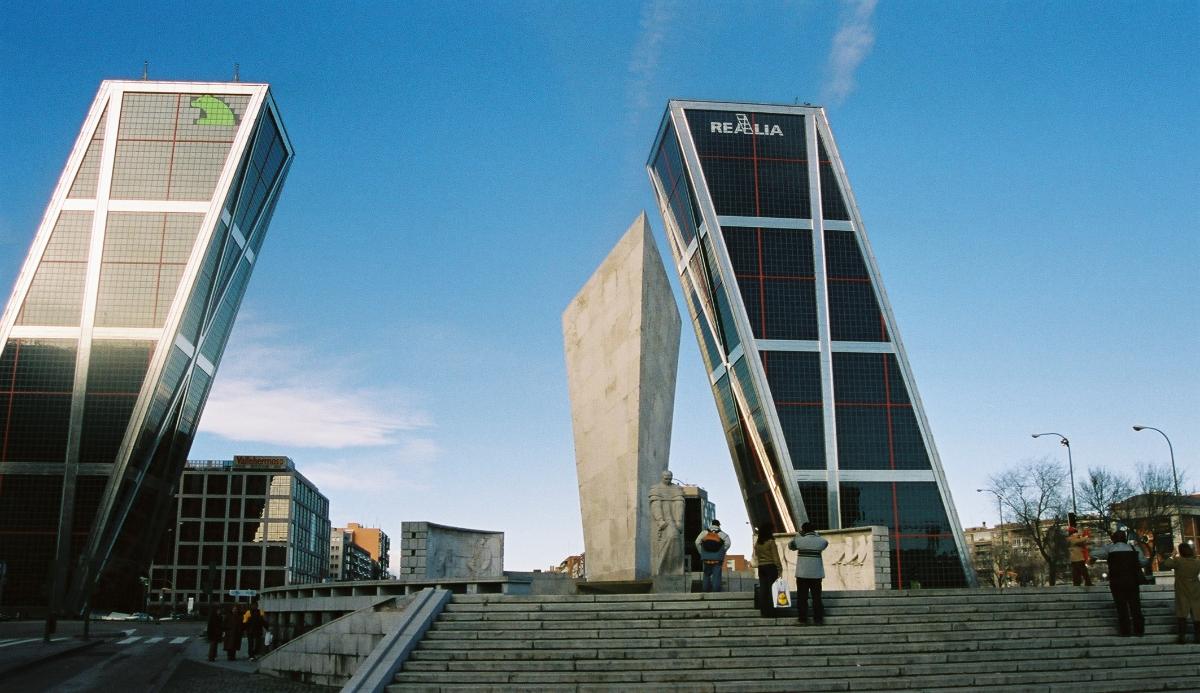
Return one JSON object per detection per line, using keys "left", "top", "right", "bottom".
{"left": 400, "top": 521, "right": 504, "bottom": 579}
{"left": 777, "top": 526, "right": 891, "bottom": 591}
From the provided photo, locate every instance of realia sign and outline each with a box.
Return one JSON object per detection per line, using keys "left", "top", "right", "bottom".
{"left": 709, "top": 113, "right": 783, "bottom": 136}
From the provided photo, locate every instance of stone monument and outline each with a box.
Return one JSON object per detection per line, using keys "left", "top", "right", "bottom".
{"left": 563, "top": 213, "right": 681, "bottom": 582}
{"left": 399, "top": 521, "right": 503, "bottom": 579}
{"left": 648, "top": 470, "right": 686, "bottom": 582}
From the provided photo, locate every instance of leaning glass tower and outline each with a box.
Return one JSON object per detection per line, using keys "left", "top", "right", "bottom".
{"left": 0, "top": 80, "right": 293, "bottom": 613}
{"left": 647, "top": 100, "right": 972, "bottom": 588}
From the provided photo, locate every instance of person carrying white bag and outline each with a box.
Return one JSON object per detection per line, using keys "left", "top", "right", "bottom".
{"left": 753, "top": 525, "right": 783, "bottom": 617}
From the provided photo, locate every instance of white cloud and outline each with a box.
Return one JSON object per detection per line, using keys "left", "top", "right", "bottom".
{"left": 198, "top": 319, "right": 431, "bottom": 448}
{"left": 823, "top": 0, "right": 878, "bottom": 105}
{"left": 628, "top": 0, "right": 676, "bottom": 114}
{"left": 301, "top": 440, "right": 439, "bottom": 494}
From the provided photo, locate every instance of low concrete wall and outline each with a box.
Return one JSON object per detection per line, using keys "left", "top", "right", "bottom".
{"left": 260, "top": 574, "right": 539, "bottom": 643}
{"left": 257, "top": 595, "right": 413, "bottom": 687}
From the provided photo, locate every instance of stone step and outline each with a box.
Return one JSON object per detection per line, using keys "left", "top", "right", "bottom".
{"left": 448, "top": 585, "right": 1172, "bottom": 603}
{"left": 392, "top": 653, "right": 1198, "bottom": 689}
{"left": 432, "top": 607, "right": 1168, "bottom": 630}
{"left": 402, "top": 644, "right": 1196, "bottom": 673}
{"left": 408, "top": 638, "right": 1185, "bottom": 663}
{"left": 413, "top": 627, "right": 1179, "bottom": 653}
{"left": 422, "top": 617, "right": 1162, "bottom": 642}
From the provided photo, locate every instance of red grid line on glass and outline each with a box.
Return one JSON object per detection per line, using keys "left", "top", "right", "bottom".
{"left": 775, "top": 401, "right": 822, "bottom": 407}
{"left": 756, "top": 228, "right": 766, "bottom": 334}
{"left": 737, "top": 273, "right": 817, "bottom": 282}
{"left": 165, "top": 95, "right": 181, "bottom": 198}
{"left": 834, "top": 401, "right": 912, "bottom": 408}
{"left": 117, "top": 137, "right": 234, "bottom": 145}
{"left": 154, "top": 213, "right": 168, "bottom": 321}
{"left": 1, "top": 341, "right": 17, "bottom": 463}
{"left": 700, "top": 154, "right": 808, "bottom": 164}
{"left": 892, "top": 482, "right": 902, "bottom": 586}
{"left": 827, "top": 277, "right": 871, "bottom": 284}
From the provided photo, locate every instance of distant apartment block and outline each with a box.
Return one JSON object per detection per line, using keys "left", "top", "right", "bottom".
{"left": 149, "top": 456, "right": 329, "bottom": 610}
{"left": 330, "top": 527, "right": 375, "bottom": 581}
{"left": 342, "top": 522, "right": 390, "bottom": 579}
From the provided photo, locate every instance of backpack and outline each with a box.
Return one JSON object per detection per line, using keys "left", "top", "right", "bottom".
{"left": 700, "top": 531, "right": 723, "bottom": 553}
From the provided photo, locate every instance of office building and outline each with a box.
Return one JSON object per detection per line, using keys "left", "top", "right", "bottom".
{"left": 342, "top": 522, "right": 390, "bottom": 579}
{"left": 0, "top": 80, "right": 294, "bottom": 612}
{"left": 149, "top": 456, "right": 329, "bottom": 610}
{"left": 330, "top": 528, "right": 375, "bottom": 581}
{"left": 647, "top": 100, "right": 972, "bottom": 588}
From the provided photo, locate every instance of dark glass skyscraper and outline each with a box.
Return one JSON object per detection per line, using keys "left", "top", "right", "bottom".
{"left": 0, "top": 81, "right": 293, "bottom": 613}
{"left": 647, "top": 100, "right": 972, "bottom": 588}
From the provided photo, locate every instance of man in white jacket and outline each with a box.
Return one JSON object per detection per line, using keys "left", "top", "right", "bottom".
{"left": 788, "top": 522, "right": 829, "bottom": 625}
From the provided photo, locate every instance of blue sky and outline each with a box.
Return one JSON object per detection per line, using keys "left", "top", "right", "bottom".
{"left": 1, "top": 1, "right": 1196, "bottom": 572}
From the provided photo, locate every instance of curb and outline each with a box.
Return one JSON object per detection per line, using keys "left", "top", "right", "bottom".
{"left": 0, "top": 638, "right": 103, "bottom": 679}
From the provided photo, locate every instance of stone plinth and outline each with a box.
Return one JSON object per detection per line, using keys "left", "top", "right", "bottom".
{"left": 563, "top": 213, "right": 681, "bottom": 582}
{"left": 777, "top": 526, "right": 891, "bottom": 590}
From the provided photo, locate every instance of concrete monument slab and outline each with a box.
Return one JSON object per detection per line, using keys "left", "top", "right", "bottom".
{"left": 563, "top": 213, "right": 681, "bottom": 582}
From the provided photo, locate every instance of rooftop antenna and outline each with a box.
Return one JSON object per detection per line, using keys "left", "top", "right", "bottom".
{"left": 141, "top": 61, "right": 148, "bottom": 81}
{"left": 233, "top": 62, "right": 240, "bottom": 82}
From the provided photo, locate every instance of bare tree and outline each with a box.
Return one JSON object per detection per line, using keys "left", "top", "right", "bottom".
{"left": 1113, "top": 462, "right": 1189, "bottom": 558}
{"left": 1077, "top": 466, "right": 1134, "bottom": 533}
{"left": 988, "top": 457, "right": 1069, "bottom": 585}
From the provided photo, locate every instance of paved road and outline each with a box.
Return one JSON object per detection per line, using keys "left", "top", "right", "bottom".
{"left": 0, "top": 621, "right": 329, "bottom": 692}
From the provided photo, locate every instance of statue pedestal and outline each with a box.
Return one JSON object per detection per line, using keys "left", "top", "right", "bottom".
{"left": 651, "top": 574, "right": 689, "bottom": 594}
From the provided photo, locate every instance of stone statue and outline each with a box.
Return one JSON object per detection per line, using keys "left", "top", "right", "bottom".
{"left": 648, "top": 470, "right": 686, "bottom": 575}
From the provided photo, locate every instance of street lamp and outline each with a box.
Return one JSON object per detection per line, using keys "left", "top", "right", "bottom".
{"left": 977, "top": 488, "right": 1007, "bottom": 588}
{"left": 1033, "top": 432, "right": 1077, "bottom": 519}
{"left": 1133, "top": 425, "right": 1181, "bottom": 542}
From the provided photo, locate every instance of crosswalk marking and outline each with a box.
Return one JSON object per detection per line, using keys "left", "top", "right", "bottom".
{"left": 0, "top": 637, "right": 41, "bottom": 648}
{"left": 112, "top": 635, "right": 190, "bottom": 646}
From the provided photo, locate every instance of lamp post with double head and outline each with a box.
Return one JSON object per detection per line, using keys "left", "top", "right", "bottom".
{"left": 1033, "top": 432, "right": 1077, "bottom": 520}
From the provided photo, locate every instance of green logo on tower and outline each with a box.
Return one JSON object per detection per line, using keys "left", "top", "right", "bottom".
{"left": 191, "top": 95, "right": 236, "bottom": 126}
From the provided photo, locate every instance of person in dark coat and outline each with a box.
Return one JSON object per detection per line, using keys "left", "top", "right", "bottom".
{"left": 206, "top": 606, "right": 224, "bottom": 662}
{"left": 752, "top": 525, "right": 782, "bottom": 617}
{"left": 223, "top": 604, "right": 244, "bottom": 660}
{"left": 1092, "top": 530, "right": 1145, "bottom": 636}
{"left": 242, "top": 600, "right": 267, "bottom": 660}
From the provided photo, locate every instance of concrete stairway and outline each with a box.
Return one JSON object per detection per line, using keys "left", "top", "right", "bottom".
{"left": 390, "top": 585, "right": 1195, "bottom": 692}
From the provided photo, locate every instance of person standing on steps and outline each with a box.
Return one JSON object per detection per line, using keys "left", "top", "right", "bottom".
{"left": 695, "top": 519, "right": 731, "bottom": 592}
{"left": 1091, "top": 530, "right": 1145, "bottom": 637}
{"left": 789, "top": 522, "right": 829, "bottom": 625}
{"left": 752, "top": 525, "right": 782, "bottom": 617}
{"left": 1067, "top": 527, "right": 1093, "bottom": 586}
{"left": 1159, "top": 543, "right": 1200, "bottom": 644}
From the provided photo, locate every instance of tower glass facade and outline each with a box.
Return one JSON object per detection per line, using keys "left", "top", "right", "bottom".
{"left": 647, "top": 101, "right": 972, "bottom": 588}
{"left": 0, "top": 81, "right": 293, "bottom": 612}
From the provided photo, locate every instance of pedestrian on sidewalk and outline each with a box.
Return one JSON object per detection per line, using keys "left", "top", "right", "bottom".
{"left": 223, "top": 604, "right": 244, "bottom": 660}
{"left": 205, "top": 606, "right": 223, "bottom": 662}
{"left": 1091, "top": 530, "right": 1145, "bottom": 636}
{"left": 788, "top": 522, "right": 828, "bottom": 625}
{"left": 694, "top": 520, "right": 731, "bottom": 592}
{"left": 1067, "top": 527, "right": 1093, "bottom": 586}
{"left": 752, "top": 525, "right": 781, "bottom": 617}
{"left": 242, "top": 600, "right": 268, "bottom": 660}
{"left": 1159, "top": 543, "right": 1200, "bottom": 644}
